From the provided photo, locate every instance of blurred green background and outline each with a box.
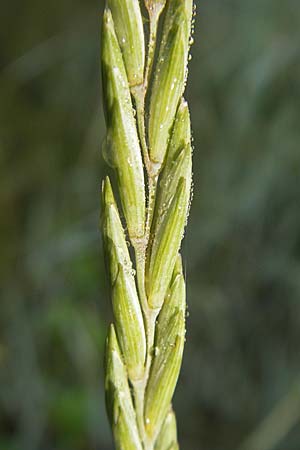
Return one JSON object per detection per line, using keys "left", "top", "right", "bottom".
{"left": 1, "top": 0, "right": 300, "bottom": 449}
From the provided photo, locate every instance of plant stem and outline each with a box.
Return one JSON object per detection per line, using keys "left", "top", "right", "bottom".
{"left": 133, "top": 236, "right": 159, "bottom": 450}
{"left": 130, "top": 7, "right": 165, "bottom": 444}
{"left": 132, "top": 167, "right": 159, "bottom": 449}
{"left": 132, "top": 88, "right": 150, "bottom": 173}
{"left": 144, "top": 6, "right": 163, "bottom": 93}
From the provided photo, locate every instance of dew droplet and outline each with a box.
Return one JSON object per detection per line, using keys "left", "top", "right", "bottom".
{"left": 154, "top": 346, "right": 160, "bottom": 356}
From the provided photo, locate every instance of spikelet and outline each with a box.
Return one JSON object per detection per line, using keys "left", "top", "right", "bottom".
{"left": 148, "top": 0, "right": 193, "bottom": 168}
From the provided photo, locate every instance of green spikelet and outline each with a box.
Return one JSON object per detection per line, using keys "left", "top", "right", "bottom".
{"left": 146, "top": 101, "right": 192, "bottom": 309}
{"left": 102, "top": 9, "right": 145, "bottom": 239}
{"left": 107, "top": 0, "right": 145, "bottom": 87}
{"left": 155, "top": 409, "right": 179, "bottom": 450}
{"left": 105, "top": 325, "right": 143, "bottom": 450}
{"left": 145, "top": 259, "right": 186, "bottom": 440}
{"left": 101, "top": 1, "right": 194, "bottom": 448}
{"left": 148, "top": 0, "right": 193, "bottom": 167}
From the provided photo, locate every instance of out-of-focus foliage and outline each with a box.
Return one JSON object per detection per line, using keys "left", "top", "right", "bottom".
{"left": 0, "top": 0, "right": 300, "bottom": 450}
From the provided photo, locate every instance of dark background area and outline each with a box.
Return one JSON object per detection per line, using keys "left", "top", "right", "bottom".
{"left": 1, "top": 1, "right": 300, "bottom": 449}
